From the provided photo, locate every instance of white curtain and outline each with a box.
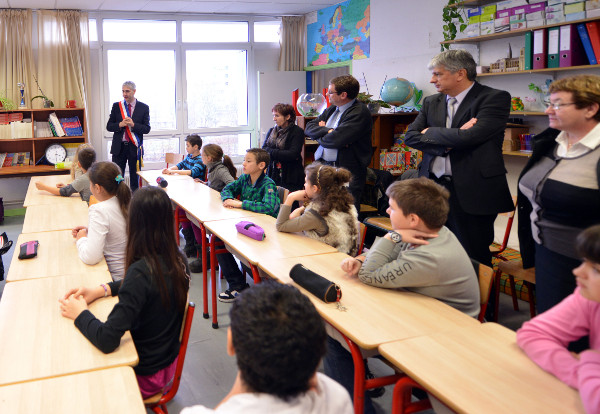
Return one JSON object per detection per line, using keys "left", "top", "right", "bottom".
{"left": 36, "top": 10, "right": 91, "bottom": 129}
{"left": 0, "top": 9, "right": 35, "bottom": 108}
{"left": 278, "top": 16, "right": 306, "bottom": 71}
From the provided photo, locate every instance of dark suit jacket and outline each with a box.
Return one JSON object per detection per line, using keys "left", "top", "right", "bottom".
{"left": 106, "top": 100, "right": 151, "bottom": 155}
{"left": 405, "top": 82, "right": 513, "bottom": 215}
{"left": 304, "top": 100, "right": 373, "bottom": 175}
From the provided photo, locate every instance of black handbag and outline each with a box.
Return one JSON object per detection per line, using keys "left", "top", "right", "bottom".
{"left": 289, "top": 263, "right": 342, "bottom": 303}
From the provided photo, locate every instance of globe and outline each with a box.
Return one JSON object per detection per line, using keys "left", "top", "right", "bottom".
{"left": 380, "top": 78, "right": 414, "bottom": 107}
{"left": 296, "top": 93, "right": 327, "bottom": 117}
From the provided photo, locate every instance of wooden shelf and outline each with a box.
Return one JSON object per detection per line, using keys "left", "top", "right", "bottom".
{"left": 479, "top": 63, "right": 600, "bottom": 77}
{"left": 0, "top": 136, "right": 85, "bottom": 143}
{"left": 0, "top": 165, "right": 69, "bottom": 176}
{"left": 510, "top": 111, "right": 546, "bottom": 116}
{"left": 503, "top": 151, "right": 532, "bottom": 157}
{"left": 443, "top": 16, "right": 600, "bottom": 45}
{"left": 446, "top": 0, "right": 498, "bottom": 8}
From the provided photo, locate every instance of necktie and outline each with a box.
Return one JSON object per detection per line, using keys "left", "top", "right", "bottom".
{"left": 128, "top": 103, "right": 132, "bottom": 117}
{"left": 446, "top": 97, "right": 457, "bottom": 128}
{"left": 432, "top": 97, "right": 458, "bottom": 178}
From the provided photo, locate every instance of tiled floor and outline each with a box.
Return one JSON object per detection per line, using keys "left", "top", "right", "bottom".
{"left": 0, "top": 213, "right": 531, "bottom": 413}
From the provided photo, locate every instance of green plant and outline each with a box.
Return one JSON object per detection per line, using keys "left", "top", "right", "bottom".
{"left": 31, "top": 95, "right": 54, "bottom": 107}
{"left": 357, "top": 92, "right": 391, "bottom": 108}
{"left": 0, "top": 92, "right": 16, "bottom": 110}
{"left": 442, "top": 0, "right": 467, "bottom": 50}
{"left": 528, "top": 83, "right": 543, "bottom": 93}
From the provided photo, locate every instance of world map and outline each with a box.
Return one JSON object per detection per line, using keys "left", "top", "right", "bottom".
{"left": 307, "top": 0, "right": 370, "bottom": 67}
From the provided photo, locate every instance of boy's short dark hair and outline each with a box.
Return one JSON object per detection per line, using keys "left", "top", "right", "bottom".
{"left": 246, "top": 148, "right": 270, "bottom": 167}
{"left": 230, "top": 282, "right": 326, "bottom": 401}
{"left": 576, "top": 225, "right": 600, "bottom": 263}
{"left": 185, "top": 134, "right": 203, "bottom": 149}
{"left": 386, "top": 177, "right": 450, "bottom": 229}
{"left": 78, "top": 147, "right": 96, "bottom": 171}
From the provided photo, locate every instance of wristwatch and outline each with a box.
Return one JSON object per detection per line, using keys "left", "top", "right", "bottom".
{"left": 389, "top": 231, "right": 402, "bottom": 243}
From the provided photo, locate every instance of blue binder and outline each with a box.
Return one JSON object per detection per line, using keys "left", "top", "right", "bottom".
{"left": 577, "top": 23, "right": 597, "bottom": 65}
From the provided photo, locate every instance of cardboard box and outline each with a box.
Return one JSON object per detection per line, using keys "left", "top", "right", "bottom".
{"left": 481, "top": 21, "right": 495, "bottom": 34}
{"left": 546, "top": 4, "right": 564, "bottom": 12}
{"left": 510, "top": 13, "right": 526, "bottom": 21}
{"left": 526, "top": 10, "right": 546, "bottom": 20}
{"left": 548, "top": 0, "right": 564, "bottom": 4}
{"left": 586, "top": 0, "right": 600, "bottom": 10}
{"left": 566, "top": 10, "right": 586, "bottom": 19}
{"left": 546, "top": 11, "right": 566, "bottom": 22}
{"left": 527, "top": 2, "right": 547, "bottom": 13}
{"left": 588, "top": 7, "right": 600, "bottom": 16}
{"left": 464, "top": 23, "right": 481, "bottom": 37}
{"left": 497, "top": 0, "right": 528, "bottom": 10}
{"left": 564, "top": 1, "right": 586, "bottom": 13}
{"left": 504, "top": 127, "right": 530, "bottom": 151}
{"left": 482, "top": 5, "right": 497, "bottom": 14}
{"left": 480, "top": 13, "right": 496, "bottom": 22}
{"left": 467, "top": 7, "right": 481, "bottom": 17}
{"left": 511, "top": 21, "right": 528, "bottom": 29}
{"left": 527, "top": 18, "right": 546, "bottom": 27}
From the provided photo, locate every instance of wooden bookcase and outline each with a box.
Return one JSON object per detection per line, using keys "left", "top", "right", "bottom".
{"left": 297, "top": 112, "right": 419, "bottom": 170}
{"left": 0, "top": 108, "right": 86, "bottom": 177}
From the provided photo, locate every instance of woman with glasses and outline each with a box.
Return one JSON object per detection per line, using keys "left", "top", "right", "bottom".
{"left": 518, "top": 74, "right": 600, "bottom": 315}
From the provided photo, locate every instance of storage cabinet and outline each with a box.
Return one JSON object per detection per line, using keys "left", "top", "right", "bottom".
{"left": 0, "top": 108, "right": 86, "bottom": 176}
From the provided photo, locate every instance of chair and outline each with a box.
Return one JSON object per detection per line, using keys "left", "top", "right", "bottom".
{"left": 494, "top": 260, "right": 536, "bottom": 320}
{"left": 276, "top": 186, "right": 290, "bottom": 204}
{"left": 144, "top": 302, "right": 195, "bottom": 414}
{"left": 490, "top": 196, "right": 517, "bottom": 257}
{"left": 358, "top": 222, "right": 367, "bottom": 255}
{"left": 471, "top": 259, "right": 495, "bottom": 323}
{"left": 391, "top": 376, "right": 432, "bottom": 414}
{"left": 165, "top": 153, "right": 189, "bottom": 244}
{"left": 165, "top": 152, "right": 184, "bottom": 168}
{"left": 363, "top": 216, "right": 393, "bottom": 233}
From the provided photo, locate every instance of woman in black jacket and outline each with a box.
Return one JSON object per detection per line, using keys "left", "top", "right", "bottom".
{"left": 262, "top": 103, "right": 306, "bottom": 192}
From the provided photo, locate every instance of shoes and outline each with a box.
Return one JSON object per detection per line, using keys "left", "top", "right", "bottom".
{"left": 183, "top": 244, "right": 197, "bottom": 258}
{"left": 365, "top": 362, "right": 385, "bottom": 398}
{"left": 181, "top": 226, "right": 197, "bottom": 257}
{"left": 189, "top": 259, "right": 203, "bottom": 273}
{"left": 217, "top": 284, "right": 249, "bottom": 303}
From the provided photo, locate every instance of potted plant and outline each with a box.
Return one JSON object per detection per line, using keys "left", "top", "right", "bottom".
{"left": 0, "top": 92, "right": 16, "bottom": 110}
{"left": 357, "top": 92, "right": 391, "bottom": 114}
{"left": 442, "top": 0, "right": 467, "bottom": 49}
{"left": 31, "top": 95, "right": 54, "bottom": 108}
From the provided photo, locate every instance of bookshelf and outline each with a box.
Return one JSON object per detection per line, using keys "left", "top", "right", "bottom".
{"left": 0, "top": 108, "right": 86, "bottom": 177}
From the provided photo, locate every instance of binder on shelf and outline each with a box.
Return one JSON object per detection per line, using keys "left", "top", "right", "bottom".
{"left": 524, "top": 31, "right": 533, "bottom": 70}
{"left": 577, "top": 24, "right": 597, "bottom": 65}
{"left": 48, "top": 112, "right": 65, "bottom": 137}
{"left": 560, "top": 24, "right": 586, "bottom": 68}
{"left": 547, "top": 27, "right": 560, "bottom": 68}
{"left": 533, "top": 28, "right": 547, "bottom": 69}
{"left": 585, "top": 21, "right": 600, "bottom": 62}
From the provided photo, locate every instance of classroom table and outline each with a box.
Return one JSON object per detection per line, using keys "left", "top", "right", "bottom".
{"left": 0, "top": 367, "right": 145, "bottom": 413}
{"left": 0, "top": 273, "right": 138, "bottom": 386}
{"left": 204, "top": 215, "right": 339, "bottom": 328}
{"left": 6, "top": 230, "right": 110, "bottom": 282}
{"left": 24, "top": 174, "right": 78, "bottom": 207}
{"left": 21, "top": 201, "right": 89, "bottom": 234}
{"left": 378, "top": 322, "right": 585, "bottom": 414}
{"left": 258, "top": 252, "right": 479, "bottom": 413}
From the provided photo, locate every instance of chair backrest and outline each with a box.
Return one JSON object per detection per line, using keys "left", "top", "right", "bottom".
{"left": 358, "top": 222, "right": 367, "bottom": 255}
{"left": 276, "top": 186, "right": 290, "bottom": 204}
{"left": 471, "top": 259, "right": 494, "bottom": 323}
{"left": 165, "top": 153, "right": 184, "bottom": 168}
{"left": 151, "top": 301, "right": 195, "bottom": 407}
{"left": 494, "top": 196, "right": 517, "bottom": 255}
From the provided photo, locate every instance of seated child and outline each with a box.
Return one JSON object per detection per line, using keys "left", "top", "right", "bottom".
{"left": 73, "top": 162, "right": 130, "bottom": 281}
{"left": 517, "top": 224, "right": 600, "bottom": 414}
{"left": 181, "top": 282, "right": 353, "bottom": 413}
{"left": 198, "top": 143, "right": 237, "bottom": 192}
{"left": 336, "top": 177, "right": 480, "bottom": 413}
{"left": 35, "top": 147, "right": 96, "bottom": 203}
{"left": 217, "top": 148, "right": 279, "bottom": 302}
{"left": 71, "top": 143, "right": 93, "bottom": 179}
{"left": 276, "top": 163, "right": 359, "bottom": 256}
{"left": 60, "top": 186, "right": 190, "bottom": 399}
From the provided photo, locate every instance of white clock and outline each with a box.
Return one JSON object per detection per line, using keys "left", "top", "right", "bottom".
{"left": 45, "top": 143, "right": 67, "bottom": 165}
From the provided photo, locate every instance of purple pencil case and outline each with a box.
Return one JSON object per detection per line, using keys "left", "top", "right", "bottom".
{"left": 235, "top": 221, "right": 265, "bottom": 241}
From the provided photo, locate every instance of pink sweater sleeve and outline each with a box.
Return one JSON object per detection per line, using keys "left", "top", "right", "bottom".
{"left": 578, "top": 351, "right": 600, "bottom": 413}
{"left": 516, "top": 291, "right": 591, "bottom": 388}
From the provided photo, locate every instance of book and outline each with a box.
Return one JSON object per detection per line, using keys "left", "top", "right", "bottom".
{"left": 59, "top": 116, "right": 83, "bottom": 136}
{"left": 14, "top": 152, "right": 30, "bottom": 166}
{"left": 3, "top": 153, "right": 14, "bottom": 167}
{"left": 48, "top": 112, "right": 65, "bottom": 137}
{"left": 0, "top": 153, "right": 6, "bottom": 168}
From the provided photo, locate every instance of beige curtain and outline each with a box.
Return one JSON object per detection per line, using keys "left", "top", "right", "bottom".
{"left": 0, "top": 9, "right": 35, "bottom": 109}
{"left": 278, "top": 16, "right": 306, "bottom": 71}
{"left": 312, "top": 66, "right": 350, "bottom": 96}
{"left": 36, "top": 10, "right": 91, "bottom": 126}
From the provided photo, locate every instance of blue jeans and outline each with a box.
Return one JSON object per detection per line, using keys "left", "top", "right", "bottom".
{"left": 323, "top": 336, "right": 375, "bottom": 414}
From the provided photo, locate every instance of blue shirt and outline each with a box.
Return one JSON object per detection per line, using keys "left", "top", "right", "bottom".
{"left": 176, "top": 154, "right": 206, "bottom": 180}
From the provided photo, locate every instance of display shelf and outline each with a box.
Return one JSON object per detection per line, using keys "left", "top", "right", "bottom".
{"left": 510, "top": 111, "right": 546, "bottom": 116}
{"left": 0, "top": 165, "right": 69, "bottom": 176}
{"left": 503, "top": 151, "right": 532, "bottom": 157}
{"left": 479, "top": 63, "right": 600, "bottom": 77}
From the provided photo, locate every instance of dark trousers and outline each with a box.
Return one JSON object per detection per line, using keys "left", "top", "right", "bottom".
{"left": 433, "top": 175, "right": 496, "bottom": 267}
{"left": 112, "top": 141, "right": 139, "bottom": 192}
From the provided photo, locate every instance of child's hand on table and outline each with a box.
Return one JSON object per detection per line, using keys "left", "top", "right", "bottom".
{"left": 223, "top": 199, "right": 243, "bottom": 209}
{"left": 59, "top": 294, "right": 88, "bottom": 320}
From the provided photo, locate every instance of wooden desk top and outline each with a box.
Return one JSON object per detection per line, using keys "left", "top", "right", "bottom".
{"left": 24, "top": 175, "right": 78, "bottom": 207}
{"left": 204, "top": 215, "right": 338, "bottom": 265}
{"left": 0, "top": 274, "right": 138, "bottom": 386}
{"left": 258, "top": 252, "right": 478, "bottom": 349}
{"left": 378, "top": 323, "right": 585, "bottom": 414}
{"left": 21, "top": 201, "right": 89, "bottom": 234}
{"left": 7, "top": 230, "right": 109, "bottom": 282}
{"left": 0, "top": 367, "right": 145, "bottom": 413}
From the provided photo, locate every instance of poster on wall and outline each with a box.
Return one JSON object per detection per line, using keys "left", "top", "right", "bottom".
{"left": 307, "top": 0, "right": 370, "bottom": 67}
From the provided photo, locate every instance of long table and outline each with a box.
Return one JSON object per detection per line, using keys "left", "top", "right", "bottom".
{"left": 0, "top": 273, "right": 138, "bottom": 386}
{"left": 7, "top": 230, "right": 109, "bottom": 282}
{"left": 0, "top": 367, "right": 145, "bottom": 413}
{"left": 24, "top": 174, "right": 78, "bottom": 207}
{"left": 21, "top": 201, "right": 89, "bottom": 234}
{"left": 378, "top": 323, "right": 585, "bottom": 414}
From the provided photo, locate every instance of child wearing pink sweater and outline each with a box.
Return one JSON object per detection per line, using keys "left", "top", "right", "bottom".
{"left": 517, "top": 224, "right": 600, "bottom": 414}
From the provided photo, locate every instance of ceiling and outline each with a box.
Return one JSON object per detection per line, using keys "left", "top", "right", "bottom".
{"left": 0, "top": 0, "right": 342, "bottom": 15}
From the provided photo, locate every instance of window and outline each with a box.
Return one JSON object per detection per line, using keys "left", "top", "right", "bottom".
{"left": 89, "top": 19, "right": 98, "bottom": 42}
{"left": 254, "top": 21, "right": 281, "bottom": 43}
{"left": 203, "top": 133, "right": 251, "bottom": 160}
{"left": 103, "top": 19, "right": 176, "bottom": 42}
{"left": 182, "top": 21, "right": 248, "bottom": 42}
{"left": 106, "top": 137, "right": 179, "bottom": 165}
{"left": 185, "top": 50, "right": 248, "bottom": 129}
{"left": 106, "top": 50, "right": 177, "bottom": 131}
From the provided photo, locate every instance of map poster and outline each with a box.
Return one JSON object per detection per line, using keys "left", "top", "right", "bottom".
{"left": 307, "top": 0, "right": 370, "bottom": 67}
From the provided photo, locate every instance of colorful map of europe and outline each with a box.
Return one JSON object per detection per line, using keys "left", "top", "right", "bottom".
{"left": 307, "top": 0, "right": 370, "bottom": 66}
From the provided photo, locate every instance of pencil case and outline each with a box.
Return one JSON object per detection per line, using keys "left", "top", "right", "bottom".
{"left": 289, "top": 263, "right": 342, "bottom": 303}
{"left": 235, "top": 221, "right": 265, "bottom": 241}
{"left": 18, "top": 240, "right": 39, "bottom": 260}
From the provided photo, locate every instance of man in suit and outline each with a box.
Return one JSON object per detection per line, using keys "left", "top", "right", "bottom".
{"left": 405, "top": 49, "right": 514, "bottom": 266}
{"left": 304, "top": 75, "right": 372, "bottom": 211}
{"left": 106, "top": 81, "right": 151, "bottom": 192}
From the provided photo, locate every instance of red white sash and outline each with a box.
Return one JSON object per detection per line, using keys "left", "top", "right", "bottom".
{"left": 119, "top": 101, "right": 141, "bottom": 147}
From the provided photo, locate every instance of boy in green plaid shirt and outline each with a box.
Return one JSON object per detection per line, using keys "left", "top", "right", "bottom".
{"left": 218, "top": 148, "right": 280, "bottom": 302}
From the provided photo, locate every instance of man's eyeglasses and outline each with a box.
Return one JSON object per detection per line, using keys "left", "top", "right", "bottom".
{"left": 545, "top": 102, "right": 576, "bottom": 111}
{"left": 326, "top": 90, "right": 340, "bottom": 95}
